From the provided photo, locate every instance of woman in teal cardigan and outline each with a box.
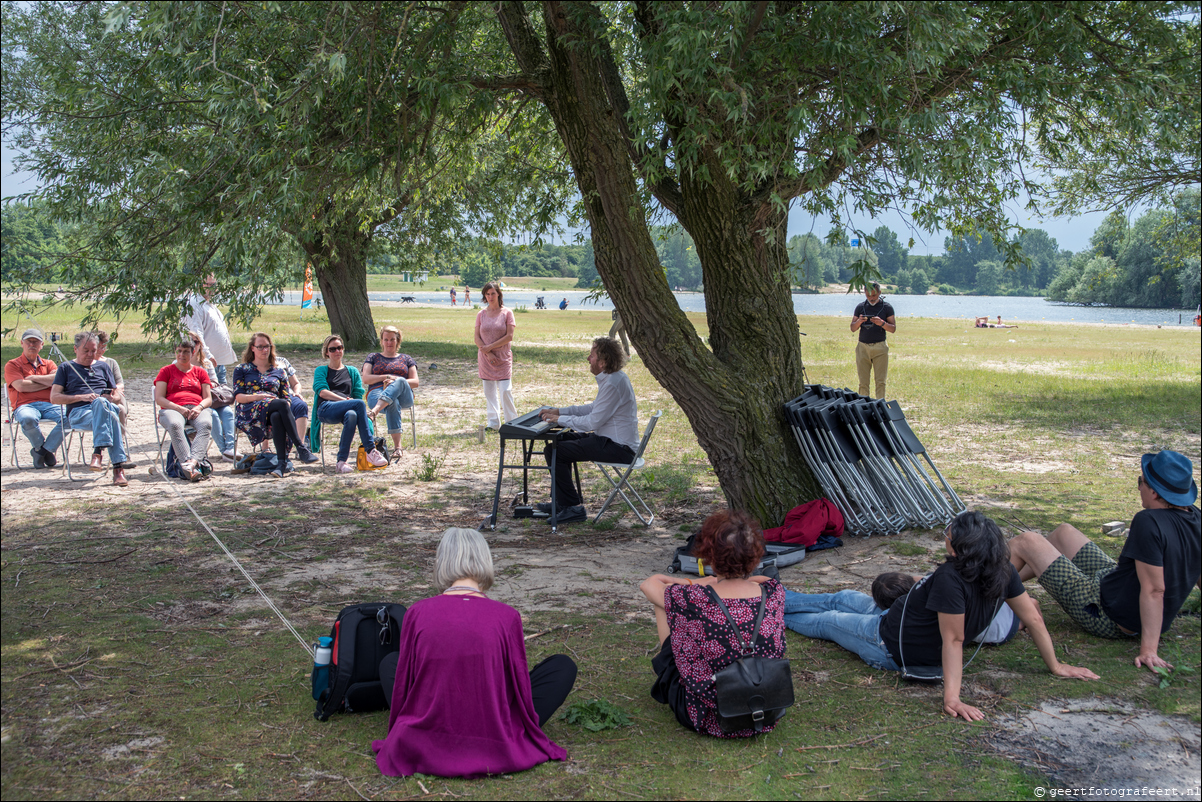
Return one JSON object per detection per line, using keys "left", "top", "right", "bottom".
{"left": 311, "top": 335, "right": 388, "bottom": 473}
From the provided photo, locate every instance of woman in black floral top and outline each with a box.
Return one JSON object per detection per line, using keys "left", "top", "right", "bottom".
{"left": 640, "top": 510, "right": 787, "bottom": 737}
{"left": 233, "top": 332, "right": 318, "bottom": 475}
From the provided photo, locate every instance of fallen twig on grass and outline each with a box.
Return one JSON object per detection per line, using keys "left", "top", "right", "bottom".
{"left": 33, "top": 548, "right": 138, "bottom": 565}
{"left": 4, "top": 656, "right": 97, "bottom": 681}
{"left": 796, "top": 733, "right": 885, "bottom": 751}
{"left": 524, "top": 624, "right": 572, "bottom": 641}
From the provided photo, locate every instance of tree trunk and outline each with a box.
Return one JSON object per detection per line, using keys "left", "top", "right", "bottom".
{"left": 297, "top": 221, "right": 379, "bottom": 352}
{"left": 500, "top": 1, "right": 821, "bottom": 526}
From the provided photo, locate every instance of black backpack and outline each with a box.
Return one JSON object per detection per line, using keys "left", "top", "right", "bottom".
{"left": 314, "top": 602, "right": 407, "bottom": 721}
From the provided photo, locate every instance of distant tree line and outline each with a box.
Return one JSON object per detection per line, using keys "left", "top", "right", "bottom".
{"left": 1046, "top": 190, "right": 1200, "bottom": 309}
{"left": 7, "top": 194, "right": 1198, "bottom": 309}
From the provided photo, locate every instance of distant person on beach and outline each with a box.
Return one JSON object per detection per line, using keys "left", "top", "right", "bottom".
{"left": 975, "top": 316, "right": 1017, "bottom": 329}
{"left": 475, "top": 282, "right": 518, "bottom": 430}
{"left": 850, "top": 282, "right": 895, "bottom": 398}
{"left": 559, "top": 297, "right": 568, "bottom": 310}
{"left": 464, "top": 286, "right": 471, "bottom": 305}
{"left": 450, "top": 287, "right": 457, "bottom": 307}
{"left": 1007, "top": 450, "right": 1201, "bottom": 674}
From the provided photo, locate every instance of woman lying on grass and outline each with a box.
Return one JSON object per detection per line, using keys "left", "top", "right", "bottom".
{"left": 783, "top": 511, "right": 1099, "bottom": 721}
{"left": 640, "top": 510, "right": 788, "bottom": 737}
{"left": 373, "top": 528, "right": 576, "bottom": 778}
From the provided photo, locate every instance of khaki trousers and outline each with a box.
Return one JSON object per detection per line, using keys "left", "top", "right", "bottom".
{"left": 855, "top": 340, "right": 889, "bottom": 398}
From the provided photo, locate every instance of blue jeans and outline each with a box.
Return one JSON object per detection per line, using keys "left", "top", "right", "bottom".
{"left": 367, "top": 380, "right": 414, "bottom": 435}
{"left": 15, "top": 401, "right": 63, "bottom": 452}
{"left": 783, "top": 589, "right": 900, "bottom": 671}
{"left": 67, "top": 398, "right": 128, "bottom": 464}
{"left": 212, "top": 365, "right": 236, "bottom": 453}
{"left": 317, "top": 399, "right": 374, "bottom": 462}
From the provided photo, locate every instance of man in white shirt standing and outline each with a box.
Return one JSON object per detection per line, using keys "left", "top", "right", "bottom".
{"left": 184, "top": 274, "right": 239, "bottom": 459}
{"left": 538, "top": 336, "right": 639, "bottom": 523}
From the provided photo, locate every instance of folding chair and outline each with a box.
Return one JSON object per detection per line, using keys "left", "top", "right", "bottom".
{"left": 591, "top": 410, "right": 662, "bottom": 526}
{"left": 151, "top": 385, "right": 195, "bottom": 474}
{"left": 4, "top": 384, "right": 61, "bottom": 469}
{"left": 60, "top": 401, "right": 129, "bottom": 482}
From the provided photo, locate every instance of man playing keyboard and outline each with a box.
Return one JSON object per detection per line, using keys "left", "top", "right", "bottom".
{"left": 537, "top": 337, "right": 639, "bottom": 523}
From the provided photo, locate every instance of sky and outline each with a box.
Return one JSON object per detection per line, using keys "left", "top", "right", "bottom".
{"left": 2, "top": 137, "right": 1113, "bottom": 256}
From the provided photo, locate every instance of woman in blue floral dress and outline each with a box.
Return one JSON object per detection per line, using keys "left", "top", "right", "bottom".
{"left": 233, "top": 332, "right": 317, "bottom": 474}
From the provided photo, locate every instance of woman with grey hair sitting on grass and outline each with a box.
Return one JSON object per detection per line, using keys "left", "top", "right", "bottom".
{"left": 373, "top": 527, "right": 576, "bottom": 778}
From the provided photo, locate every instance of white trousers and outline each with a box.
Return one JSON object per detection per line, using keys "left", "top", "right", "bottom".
{"left": 482, "top": 380, "right": 518, "bottom": 428}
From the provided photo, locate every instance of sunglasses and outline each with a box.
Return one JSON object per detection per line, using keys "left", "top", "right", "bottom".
{"left": 327, "top": 345, "right": 344, "bottom": 352}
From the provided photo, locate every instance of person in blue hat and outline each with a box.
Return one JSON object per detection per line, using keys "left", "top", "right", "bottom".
{"left": 1007, "top": 450, "right": 1200, "bottom": 673}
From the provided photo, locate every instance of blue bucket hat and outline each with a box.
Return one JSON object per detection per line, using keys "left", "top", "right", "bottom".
{"left": 1141, "top": 450, "right": 1197, "bottom": 507}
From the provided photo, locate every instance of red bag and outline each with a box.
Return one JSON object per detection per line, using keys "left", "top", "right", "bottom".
{"left": 763, "top": 499, "right": 844, "bottom": 548}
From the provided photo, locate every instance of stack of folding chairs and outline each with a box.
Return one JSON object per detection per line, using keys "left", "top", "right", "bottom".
{"left": 784, "top": 386, "right": 965, "bottom": 537}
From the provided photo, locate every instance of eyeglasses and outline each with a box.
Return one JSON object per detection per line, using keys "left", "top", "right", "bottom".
{"left": 376, "top": 607, "right": 392, "bottom": 645}
{"left": 252, "top": 344, "right": 271, "bottom": 350}
{"left": 327, "top": 345, "right": 344, "bottom": 352}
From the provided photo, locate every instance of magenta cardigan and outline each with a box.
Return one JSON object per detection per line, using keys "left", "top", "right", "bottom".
{"left": 372, "top": 594, "right": 567, "bottom": 778}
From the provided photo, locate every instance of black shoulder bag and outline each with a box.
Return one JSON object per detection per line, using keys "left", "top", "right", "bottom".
{"left": 707, "top": 585, "right": 794, "bottom": 733}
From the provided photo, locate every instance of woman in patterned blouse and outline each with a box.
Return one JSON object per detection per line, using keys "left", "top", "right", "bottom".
{"left": 640, "top": 510, "right": 787, "bottom": 737}
{"left": 233, "top": 332, "right": 318, "bottom": 476}
{"left": 362, "top": 325, "right": 419, "bottom": 461}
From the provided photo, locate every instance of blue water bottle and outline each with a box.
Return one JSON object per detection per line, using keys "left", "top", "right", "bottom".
{"left": 311, "top": 636, "right": 333, "bottom": 701}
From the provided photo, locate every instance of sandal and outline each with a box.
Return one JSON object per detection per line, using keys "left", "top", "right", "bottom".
{"left": 390, "top": 447, "right": 403, "bottom": 462}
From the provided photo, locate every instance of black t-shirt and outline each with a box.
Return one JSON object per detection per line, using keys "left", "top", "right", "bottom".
{"left": 52, "top": 360, "right": 118, "bottom": 412}
{"left": 853, "top": 299, "right": 895, "bottom": 344}
{"left": 326, "top": 367, "right": 352, "bottom": 399}
{"left": 1099, "top": 506, "right": 1201, "bottom": 634}
{"left": 880, "top": 561, "right": 1025, "bottom": 667}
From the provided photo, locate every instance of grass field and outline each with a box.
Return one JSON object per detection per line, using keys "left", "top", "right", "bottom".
{"left": 2, "top": 300, "right": 1199, "bottom": 800}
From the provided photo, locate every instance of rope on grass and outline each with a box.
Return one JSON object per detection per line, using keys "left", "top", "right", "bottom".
{"left": 148, "top": 466, "right": 314, "bottom": 658}
{"left": 42, "top": 334, "right": 312, "bottom": 658}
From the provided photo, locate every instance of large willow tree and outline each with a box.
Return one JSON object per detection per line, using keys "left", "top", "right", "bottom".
{"left": 489, "top": 1, "right": 1196, "bottom": 523}
{"left": 2, "top": 1, "right": 568, "bottom": 347}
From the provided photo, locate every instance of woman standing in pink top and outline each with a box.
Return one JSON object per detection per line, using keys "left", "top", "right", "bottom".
{"left": 475, "top": 281, "right": 518, "bottom": 429}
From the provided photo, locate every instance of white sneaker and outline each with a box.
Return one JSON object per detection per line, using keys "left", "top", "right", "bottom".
{"left": 335, "top": 461, "right": 354, "bottom": 474}
{"left": 366, "top": 449, "right": 388, "bottom": 467}
{"left": 220, "top": 450, "right": 237, "bottom": 462}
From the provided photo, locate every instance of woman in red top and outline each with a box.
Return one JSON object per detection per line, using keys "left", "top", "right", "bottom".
{"left": 154, "top": 335, "right": 214, "bottom": 481}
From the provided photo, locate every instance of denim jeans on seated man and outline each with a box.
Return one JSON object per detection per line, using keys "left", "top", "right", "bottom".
{"left": 317, "top": 399, "right": 375, "bottom": 463}
{"left": 211, "top": 364, "right": 236, "bottom": 455}
{"left": 67, "top": 397, "right": 128, "bottom": 465}
{"left": 783, "top": 589, "right": 900, "bottom": 671}
{"left": 15, "top": 400, "right": 63, "bottom": 454}
{"left": 366, "top": 379, "right": 414, "bottom": 436}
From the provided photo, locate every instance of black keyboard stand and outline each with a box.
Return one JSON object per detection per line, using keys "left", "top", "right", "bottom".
{"left": 487, "top": 428, "right": 581, "bottom": 534}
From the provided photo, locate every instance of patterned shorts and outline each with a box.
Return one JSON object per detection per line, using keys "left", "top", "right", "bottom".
{"left": 1038, "top": 542, "right": 1126, "bottom": 639}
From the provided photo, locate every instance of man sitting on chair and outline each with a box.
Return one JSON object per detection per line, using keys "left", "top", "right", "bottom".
{"left": 1007, "top": 450, "right": 1200, "bottom": 674}
{"left": 49, "top": 331, "right": 130, "bottom": 487}
{"left": 538, "top": 337, "right": 639, "bottom": 523}
{"left": 4, "top": 328, "right": 62, "bottom": 469}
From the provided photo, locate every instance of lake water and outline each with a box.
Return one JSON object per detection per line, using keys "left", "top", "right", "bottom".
{"left": 276, "top": 290, "right": 1199, "bottom": 327}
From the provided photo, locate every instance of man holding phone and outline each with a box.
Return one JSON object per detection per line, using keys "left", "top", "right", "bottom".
{"left": 49, "top": 331, "right": 130, "bottom": 486}
{"left": 850, "top": 282, "right": 896, "bottom": 398}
